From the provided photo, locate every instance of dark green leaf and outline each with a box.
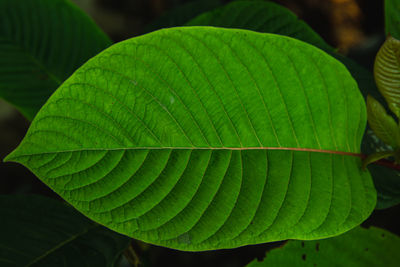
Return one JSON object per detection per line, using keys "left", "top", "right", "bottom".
{"left": 5, "top": 27, "right": 375, "bottom": 251}
{"left": 0, "top": 0, "right": 112, "bottom": 120}
{"left": 0, "top": 194, "right": 130, "bottom": 267}
{"left": 385, "top": 0, "right": 400, "bottom": 39}
{"left": 143, "top": 0, "right": 222, "bottom": 34}
{"left": 247, "top": 226, "right": 400, "bottom": 267}
{"left": 362, "top": 130, "right": 400, "bottom": 209}
{"left": 186, "top": 0, "right": 332, "bottom": 51}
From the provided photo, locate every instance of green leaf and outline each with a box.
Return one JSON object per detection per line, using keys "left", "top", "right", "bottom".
{"left": 247, "top": 226, "right": 400, "bottom": 267}
{"left": 385, "top": 0, "right": 400, "bottom": 39}
{"left": 0, "top": 194, "right": 130, "bottom": 267}
{"left": 4, "top": 27, "right": 376, "bottom": 251}
{"left": 184, "top": 1, "right": 379, "bottom": 104}
{"left": 366, "top": 95, "right": 400, "bottom": 148}
{"left": 374, "top": 35, "right": 400, "bottom": 118}
{"left": 186, "top": 0, "right": 400, "bottom": 209}
{"left": 143, "top": 0, "right": 222, "bottom": 34}
{"left": 184, "top": 0, "right": 372, "bottom": 102}
{"left": 0, "top": 0, "right": 112, "bottom": 120}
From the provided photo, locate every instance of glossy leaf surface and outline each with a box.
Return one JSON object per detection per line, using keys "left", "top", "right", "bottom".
{"left": 0, "top": 194, "right": 129, "bottom": 267}
{"left": 247, "top": 226, "right": 400, "bottom": 267}
{"left": 5, "top": 27, "right": 375, "bottom": 251}
{"left": 0, "top": 0, "right": 111, "bottom": 120}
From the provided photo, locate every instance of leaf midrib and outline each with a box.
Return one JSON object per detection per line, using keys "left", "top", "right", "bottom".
{"left": 5, "top": 146, "right": 362, "bottom": 162}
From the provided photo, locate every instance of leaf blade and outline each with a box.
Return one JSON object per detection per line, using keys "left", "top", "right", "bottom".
{"left": 5, "top": 27, "right": 375, "bottom": 251}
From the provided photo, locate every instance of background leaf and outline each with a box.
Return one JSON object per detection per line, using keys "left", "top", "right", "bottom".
{"left": 0, "top": 194, "right": 130, "bottom": 267}
{"left": 362, "top": 130, "right": 400, "bottom": 209}
{"left": 0, "top": 0, "right": 112, "bottom": 120}
{"left": 185, "top": 0, "right": 400, "bottom": 209}
{"left": 367, "top": 34, "right": 400, "bottom": 208}
{"left": 247, "top": 226, "right": 400, "bottom": 267}
{"left": 186, "top": 0, "right": 332, "bottom": 51}
{"left": 374, "top": 35, "right": 400, "bottom": 118}
{"left": 385, "top": 0, "right": 400, "bottom": 39}
{"left": 366, "top": 95, "right": 400, "bottom": 148}
{"left": 5, "top": 27, "right": 375, "bottom": 251}
{"left": 143, "top": 0, "right": 222, "bottom": 34}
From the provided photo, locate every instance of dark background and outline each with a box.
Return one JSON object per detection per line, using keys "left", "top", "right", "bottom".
{"left": 1, "top": 0, "right": 398, "bottom": 266}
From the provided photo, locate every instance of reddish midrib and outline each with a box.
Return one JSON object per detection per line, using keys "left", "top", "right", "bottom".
{"left": 133, "top": 146, "right": 400, "bottom": 171}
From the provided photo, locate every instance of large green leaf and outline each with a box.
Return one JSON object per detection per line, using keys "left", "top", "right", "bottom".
{"left": 186, "top": 0, "right": 400, "bottom": 209}
{"left": 0, "top": 194, "right": 129, "bottom": 267}
{"left": 0, "top": 0, "right": 112, "bottom": 120}
{"left": 385, "top": 0, "right": 400, "bottom": 39}
{"left": 247, "top": 226, "right": 400, "bottom": 267}
{"left": 184, "top": 1, "right": 383, "bottom": 107}
{"left": 184, "top": 0, "right": 374, "bottom": 101}
{"left": 4, "top": 27, "right": 376, "bottom": 251}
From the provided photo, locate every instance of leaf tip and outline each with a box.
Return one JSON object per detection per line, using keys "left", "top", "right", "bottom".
{"left": 3, "top": 151, "right": 17, "bottom": 163}
{"left": 3, "top": 147, "right": 24, "bottom": 164}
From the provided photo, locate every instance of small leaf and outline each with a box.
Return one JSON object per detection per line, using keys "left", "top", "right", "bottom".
{"left": 374, "top": 35, "right": 400, "bottom": 118}
{"left": 362, "top": 150, "right": 395, "bottom": 170}
{"left": 247, "top": 226, "right": 400, "bottom": 267}
{"left": 366, "top": 95, "right": 400, "bottom": 148}
{"left": 0, "top": 194, "right": 130, "bottom": 267}
{"left": 0, "top": 0, "right": 112, "bottom": 120}
{"left": 385, "top": 0, "right": 400, "bottom": 39}
{"left": 4, "top": 27, "right": 376, "bottom": 251}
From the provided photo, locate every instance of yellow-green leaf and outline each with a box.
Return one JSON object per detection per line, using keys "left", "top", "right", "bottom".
{"left": 374, "top": 35, "right": 400, "bottom": 118}
{"left": 367, "top": 95, "right": 400, "bottom": 148}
